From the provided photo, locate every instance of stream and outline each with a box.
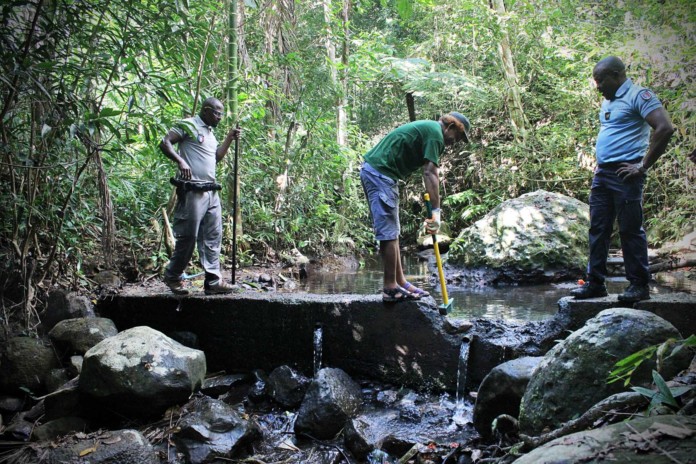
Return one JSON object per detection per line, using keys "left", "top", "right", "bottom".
{"left": 300, "top": 251, "right": 693, "bottom": 323}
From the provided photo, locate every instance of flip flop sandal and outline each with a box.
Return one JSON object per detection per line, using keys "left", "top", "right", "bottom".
{"left": 382, "top": 287, "right": 420, "bottom": 303}
{"left": 402, "top": 282, "right": 430, "bottom": 297}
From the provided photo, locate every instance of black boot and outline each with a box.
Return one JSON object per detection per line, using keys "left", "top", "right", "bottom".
{"left": 618, "top": 284, "right": 650, "bottom": 303}
{"left": 570, "top": 281, "right": 608, "bottom": 299}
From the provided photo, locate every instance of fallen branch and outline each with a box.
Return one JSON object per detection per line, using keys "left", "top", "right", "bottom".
{"left": 649, "top": 253, "right": 696, "bottom": 273}
{"left": 520, "top": 391, "right": 648, "bottom": 450}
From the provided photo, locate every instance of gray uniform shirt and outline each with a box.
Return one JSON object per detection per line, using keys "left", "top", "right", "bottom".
{"left": 171, "top": 115, "right": 218, "bottom": 183}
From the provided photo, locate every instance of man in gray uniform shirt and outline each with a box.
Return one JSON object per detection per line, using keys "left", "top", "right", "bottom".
{"left": 160, "top": 97, "right": 240, "bottom": 295}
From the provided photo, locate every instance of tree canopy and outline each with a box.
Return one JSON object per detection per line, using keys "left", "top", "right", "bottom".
{"left": 1, "top": 0, "right": 694, "bottom": 326}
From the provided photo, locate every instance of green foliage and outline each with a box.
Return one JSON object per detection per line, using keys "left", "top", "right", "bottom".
{"left": 608, "top": 335, "right": 696, "bottom": 387}
{"left": 1, "top": 0, "right": 693, "bottom": 329}
{"left": 632, "top": 370, "right": 693, "bottom": 414}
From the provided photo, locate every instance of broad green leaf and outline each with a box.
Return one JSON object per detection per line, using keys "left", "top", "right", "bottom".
{"left": 99, "top": 108, "right": 122, "bottom": 118}
{"left": 652, "top": 370, "right": 678, "bottom": 408}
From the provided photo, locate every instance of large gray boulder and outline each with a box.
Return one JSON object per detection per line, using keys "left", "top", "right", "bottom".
{"left": 294, "top": 367, "right": 362, "bottom": 440}
{"left": 48, "top": 317, "right": 118, "bottom": 355}
{"left": 40, "top": 289, "right": 95, "bottom": 332}
{"left": 450, "top": 190, "right": 589, "bottom": 283}
{"left": 519, "top": 308, "right": 685, "bottom": 435}
{"left": 0, "top": 336, "right": 58, "bottom": 394}
{"left": 79, "top": 326, "right": 206, "bottom": 416}
{"left": 513, "top": 415, "right": 696, "bottom": 464}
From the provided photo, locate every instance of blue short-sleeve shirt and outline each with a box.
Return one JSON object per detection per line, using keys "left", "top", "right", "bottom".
{"left": 595, "top": 79, "right": 663, "bottom": 164}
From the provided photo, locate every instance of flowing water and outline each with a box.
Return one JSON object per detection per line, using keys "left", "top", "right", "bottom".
{"left": 455, "top": 341, "right": 470, "bottom": 404}
{"left": 313, "top": 324, "right": 323, "bottom": 377}
{"left": 300, "top": 252, "right": 692, "bottom": 323}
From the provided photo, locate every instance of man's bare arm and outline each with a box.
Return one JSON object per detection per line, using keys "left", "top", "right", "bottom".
{"left": 216, "top": 127, "right": 241, "bottom": 163}
{"left": 423, "top": 161, "right": 440, "bottom": 209}
{"left": 160, "top": 130, "right": 192, "bottom": 179}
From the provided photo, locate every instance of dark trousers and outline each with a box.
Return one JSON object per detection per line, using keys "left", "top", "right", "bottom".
{"left": 587, "top": 165, "right": 650, "bottom": 286}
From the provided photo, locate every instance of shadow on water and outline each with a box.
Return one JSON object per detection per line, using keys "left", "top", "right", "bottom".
{"left": 300, "top": 252, "right": 692, "bottom": 323}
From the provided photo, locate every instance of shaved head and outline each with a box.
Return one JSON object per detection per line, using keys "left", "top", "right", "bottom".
{"left": 199, "top": 97, "right": 224, "bottom": 127}
{"left": 593, "top": 56, "right": 627, "bottom": 100}
{"left": 594, "top": 56, "right": 625, "bottom": 75}
{"left": 202, "top": 97, "right": 222, "bottom": 109}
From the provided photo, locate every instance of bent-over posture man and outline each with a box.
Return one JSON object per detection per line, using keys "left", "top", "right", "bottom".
{"left": 360, "top": 112, "right": 471, "bottom": 303}
{"left": 160, "top": 97, "right": 240, "bottom": 295}
{"left": 572, "top": 56, "right": 674, "bottom": 302}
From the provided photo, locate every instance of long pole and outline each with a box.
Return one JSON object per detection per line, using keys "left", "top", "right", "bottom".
{"left": 228, "top": 0, "right": 239, "bottom": 283}
{"left": 231, "top": 124, "right": 239, "bottom": 284}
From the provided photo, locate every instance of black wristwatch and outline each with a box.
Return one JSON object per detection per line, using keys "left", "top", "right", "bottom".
{"left": 638, "top": 165, "right": 649, "bottom": 175}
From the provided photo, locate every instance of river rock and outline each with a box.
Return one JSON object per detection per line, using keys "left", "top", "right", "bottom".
{"left": 519, "top": 308, "right": 686, "bottom": 436}
{"left": 450, "top": 189, "right": 589, "bottom": 283}
{"left": 0, "top": 336, "right": 58, "bottom": 394}
{"left": 32, "top": 416, "right": 88, "bottom": 441}
{"left": 2, "top": 416, "right": 33, "bottom": 441}
{"left": 172, "top": 395, "right": 261, "bottom": 464}
{"left": 48, "top": 317, "right": 118, "bottom": 356}
{"left": 79, "top": 326, "right": 206, "bottom": 417}
{"left": 344, "top": 390, "right": 459, "bottom": 460}
{"left": 201, "top": 373, "right": 247, "bottom": 398}
{"left": 27, "top": 429, "right": 157, "bottom": 464}
{"left": 268, "top": 365, "right": 310, "bottom": 409}
{"left": 0, "top": 396, "right": 26, "bottom": 414}
{"left": 40, "top": 289, "right": 95, "bottom": 332}
{"left": 513, "top": 415, "right": 696, "bottom": 464}
{"left": 44, "top": 379, "right": 84, "bottom": 421}
{"left": 473, "top": 356, "right": 542, "bottom": 440}
{"left": 247, "top": 369, "right": 270, "bottom": 403}
{"left": 294, "top": 367, "right": 362, "bottom": 440}
{"left": 94, "top": 269, "right": 121, "bottom": 288}
{"left": 45, "top": 368, "right": 71, "bottom": 393}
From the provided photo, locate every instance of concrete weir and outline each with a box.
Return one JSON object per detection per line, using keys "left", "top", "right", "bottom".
{"left": 98, "top": 289, "right": 463, "bottom": 391}
{"left": 98, "top": 288, "right": 696, "bottom": 393}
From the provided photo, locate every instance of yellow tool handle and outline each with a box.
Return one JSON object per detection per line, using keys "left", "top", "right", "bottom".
{"left": 423, "top": 193, "right": 449, "bottom": 305}
{"left": 433, "top": 240, "right": 449, "bottom": 305}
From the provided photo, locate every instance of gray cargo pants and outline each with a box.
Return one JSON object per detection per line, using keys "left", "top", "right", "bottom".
{"left": 164, "top": 190, "right": 223, "bottom": 285}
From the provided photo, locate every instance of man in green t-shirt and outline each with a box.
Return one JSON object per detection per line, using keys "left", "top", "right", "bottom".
{"left": 360, "top": 112, "right": 471, "bottom": 303}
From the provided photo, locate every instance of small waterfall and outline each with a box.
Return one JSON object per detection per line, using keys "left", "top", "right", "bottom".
{"left": 313, "top": 324, "right": 323, "bottom": 377}
{"left": 456, "top": 338, "right": 470, "bottom": 404}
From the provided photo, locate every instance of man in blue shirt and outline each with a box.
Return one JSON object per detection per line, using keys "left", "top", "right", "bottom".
{"left": 572, "top": 56, "right": 674, "bottom": 302}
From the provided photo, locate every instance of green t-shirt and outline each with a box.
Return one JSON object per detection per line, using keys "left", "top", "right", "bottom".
{"left": 364, "top": 120, "right": 444, "bottom": 181}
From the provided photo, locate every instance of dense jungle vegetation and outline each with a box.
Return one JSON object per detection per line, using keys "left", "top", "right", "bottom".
{"left": 1, "top": 0, "right": 694, "bottom": 329}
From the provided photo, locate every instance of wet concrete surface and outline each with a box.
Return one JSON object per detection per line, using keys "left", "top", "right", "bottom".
{"left": 98, "top": 282, "right": 696, "bottom": 394}
{"left": 98, "top": 288, "right": 463, "bottom": 391}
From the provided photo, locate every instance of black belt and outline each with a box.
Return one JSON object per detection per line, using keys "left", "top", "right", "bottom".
{"left": 598, "top": 159, "right": 642, "bottom": 169}
{"left": 170, "top": 177, "right": 222, "bottom": 192}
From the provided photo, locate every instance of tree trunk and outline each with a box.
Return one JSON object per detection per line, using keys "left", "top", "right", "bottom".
{"left": 227, "top": 0, "right": 243, "bottom": 241}
{"left": 95, "top": 149, "right": 115, "bottom": 269}
{"left": 336, "top": 0, "right": 350, "bottom": 146}
{"left": 406, "top": 92, "right": 416, "bottom": 121}
{"left": 490, "top": 0, "right": 528, "bottom": 142}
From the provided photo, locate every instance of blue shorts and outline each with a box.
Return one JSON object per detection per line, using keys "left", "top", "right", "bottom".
{"left": 360, "top": 163, "right": 400, "bottom": 241}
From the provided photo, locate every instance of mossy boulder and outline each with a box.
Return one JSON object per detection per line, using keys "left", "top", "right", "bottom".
{"left": 450, "top": 190, "right": 589, "bottom": 283}
{"left": 518, "top": 308, "right": 685, "bottom": 436}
